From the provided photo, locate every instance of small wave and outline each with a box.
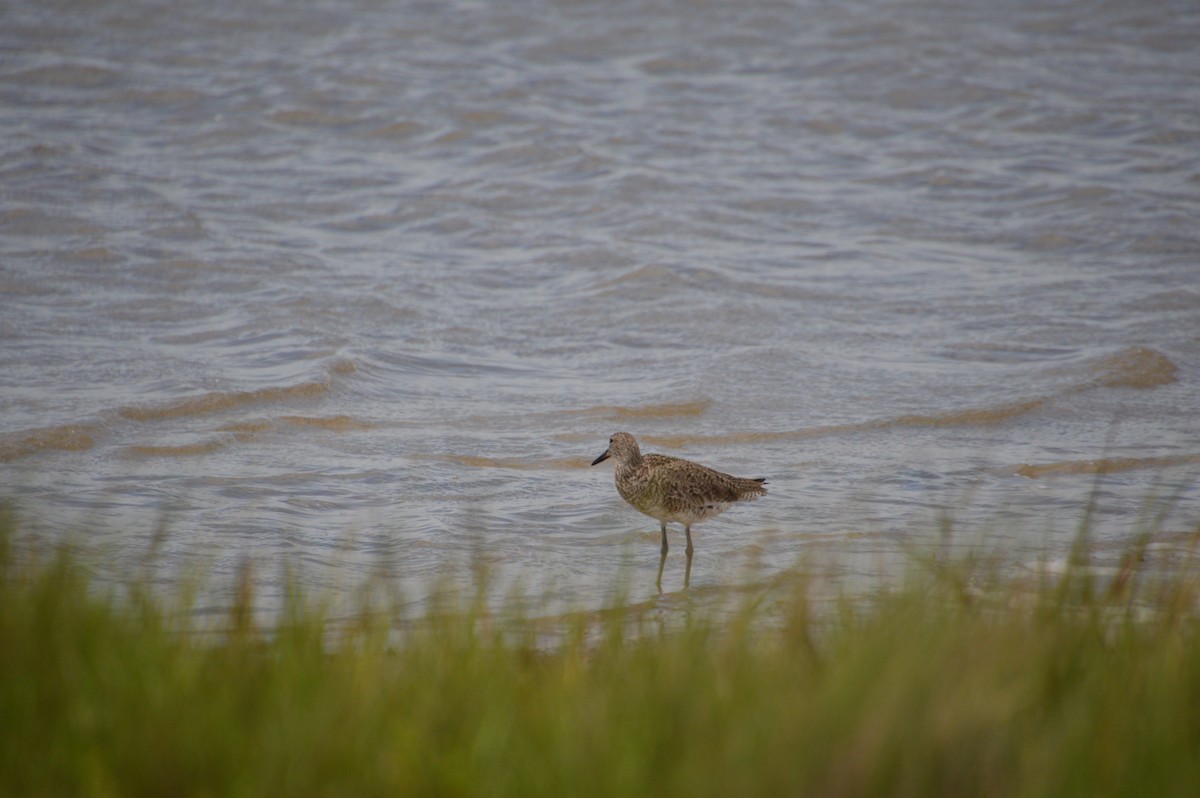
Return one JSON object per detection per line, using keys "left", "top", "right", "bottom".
{"left": 118, "top": 381, "right": 331, "bottom": 422}
{"left": 0, "top": 207, "right": 101, "bottom": 236}
{"left": 127, "top": 440, "right": 230, "bottom": 457}
{"left": 279, "top": 415, "right": 376, "bottom": 432}
{"left": 641, "top": 430, "right": 810, "bottom": 449}
{"left": 2, "top": 64, "right": 120, "bottom": 88}
{"left": 1012, "top": 454, "right": 1200, "bottom": 479}
{"left": 882, "top": 398, "right": 1049, "bottom": 429}
{"left": 216, "top": 421, "right": 273, "bottom": 435}
{"left": 65, "top": 247, "right": 123, "bottom": 263}
{"left": 125, "top": 414, "right": 373, "bottom": 457}
{"left": 328, "top": 359, "right": 357, "bottom": 377}
{"left": 593, "top": 264, "right": 677, "bottom": 289}
{"left": 1089, "top": 347, "right": 1177, "bottom": 389}
{"left": 269, "top": 109, "right": 359, "bottom": 127}
{"left": 567, "top": 400, "right": 712, "bottom": 421}
{"left": 118, "top": 359, "right": 355, "bottom": 423}
{"left": 0, "top": 424, "right": 98, "bottom": 462}
{"left": 364, "top": 121, "right": 423, "bottom": 140}
{"left": 417, "top": 453, "right": 589, "bottom": 470}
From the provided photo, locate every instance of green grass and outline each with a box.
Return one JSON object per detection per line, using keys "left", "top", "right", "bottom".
{"left": 3, "top": 508, "right": 1200, "bottom": 797}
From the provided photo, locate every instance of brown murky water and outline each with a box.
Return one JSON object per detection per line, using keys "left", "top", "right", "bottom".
{"left": 2, "top": 0, "right": 1198, "bottom": 617}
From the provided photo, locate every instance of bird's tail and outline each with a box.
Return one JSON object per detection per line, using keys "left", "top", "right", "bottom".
{"left": 738, "top": 477, "right": 769, "bottom": 498}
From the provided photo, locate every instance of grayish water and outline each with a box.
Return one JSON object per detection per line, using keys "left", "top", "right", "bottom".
{"left": 3, "top": 0, "right": 1198, "bottom": 616}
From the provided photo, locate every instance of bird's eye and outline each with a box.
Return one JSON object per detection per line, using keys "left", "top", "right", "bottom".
{"left": 609, "top": 438, "right": 613, "bottom": 444}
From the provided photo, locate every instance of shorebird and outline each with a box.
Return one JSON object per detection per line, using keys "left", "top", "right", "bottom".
{"left": 591, "top": 432, "right": 768, "bottom": 557}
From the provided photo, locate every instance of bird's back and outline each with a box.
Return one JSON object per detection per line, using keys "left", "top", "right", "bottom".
{"left": 617, "top": 452, "right": 767, "bottom": 523}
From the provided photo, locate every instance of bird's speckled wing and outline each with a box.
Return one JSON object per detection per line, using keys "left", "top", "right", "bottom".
{"left": 640, "top": 454, "right": 766, "bottom": 515}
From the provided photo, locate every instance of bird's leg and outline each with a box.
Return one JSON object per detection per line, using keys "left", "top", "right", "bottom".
{"left": 660, "top": 522, "right": 669, "bottom": 555}
{"left": 656, "top": 546, "right": 667, "bottom": 593}
{"left": 685, "top": 525, "right": 694, "bottom": 557}
{"left": 684, "top": 548, "right": 693, "bottom": 589}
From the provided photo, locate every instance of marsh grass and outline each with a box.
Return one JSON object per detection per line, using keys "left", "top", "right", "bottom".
{"left": 3, "top": 506, "right": 1200, "bottom": 797}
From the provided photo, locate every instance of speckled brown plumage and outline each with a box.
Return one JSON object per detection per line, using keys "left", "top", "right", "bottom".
{"left": 591, "top": 432, "right": 767, "bottom": 555}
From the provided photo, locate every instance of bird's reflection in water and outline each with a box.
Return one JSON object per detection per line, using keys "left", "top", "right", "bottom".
{"left": 656, "top": 548, "right": 693, "bottom": 593}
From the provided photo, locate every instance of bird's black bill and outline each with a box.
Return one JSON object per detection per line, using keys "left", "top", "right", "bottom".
{"left": 591, "top": 450, "right": 610, "bottom": 466}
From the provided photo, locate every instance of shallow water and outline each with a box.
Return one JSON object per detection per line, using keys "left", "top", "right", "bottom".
{"left": 2, "top": 0, "right": 1198, "bottom": 616}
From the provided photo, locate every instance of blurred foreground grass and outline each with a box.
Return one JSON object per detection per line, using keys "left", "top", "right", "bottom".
{"left": 3, "top": 507, "right": 1200, "bottom": 797}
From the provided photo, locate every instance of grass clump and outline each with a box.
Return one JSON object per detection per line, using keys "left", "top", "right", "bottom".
{"left": 2, "top": 509, "right": 1200, "bottom": 797}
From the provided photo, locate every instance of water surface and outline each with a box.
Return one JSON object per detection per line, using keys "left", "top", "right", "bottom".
{"left": 2, "top": 0, "right": 1198, "bottom": 617}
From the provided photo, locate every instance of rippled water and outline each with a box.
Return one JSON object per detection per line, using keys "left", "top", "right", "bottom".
{"left": 2, "top": 0, "right": 1198, "bottom": 617}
